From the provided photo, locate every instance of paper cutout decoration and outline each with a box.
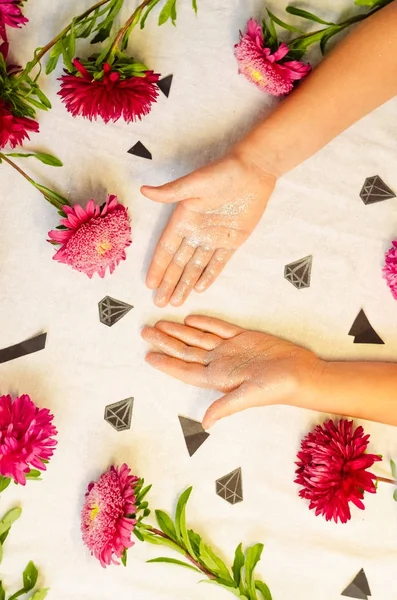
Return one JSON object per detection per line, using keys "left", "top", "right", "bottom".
{"left": 348, "top": 310, "right": 384, "bottom": 345}
{"left": 0, "top": 333, "right": 47, "bottom": 365}
{"left": 104, "top": 397, "right": 134, "bottom": 431}
{"left": 284, "top": 255, "right": 312, "bottom": 289}
{"left": 98, "top": 296, "right": 133, "bottom": 327}
{"left": 359, "top": 176, "right": 396, "bottom": 205}
{"left": 157, "top": 74, "right": 173, "bottom": 97}
{"left": 216, "top": 468, "right": 243, "bottom": 505}
{"left": 341, "top": 569, "right": 371, "bottom": 599}
{"left": 127, "top": 141, "right": 152, "bottom": 160}
{"left": 178, "top": 416, "right": 210, "bottom": 457}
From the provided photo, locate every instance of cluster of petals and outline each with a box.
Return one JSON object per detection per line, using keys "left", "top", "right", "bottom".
{"left": 295, "top": 419, "right": 381, "bottom": 523}
{"left": 383, "top": 241, "right": 397, "bottom": 300}
{"left": 234, "top": 18, "right": 311, "bottom": 96}
{"left": 0, "top": 98, "right": 39, "bottom": 148}
{"left": 0, "top": 0, "right": 28, "bottom": 42}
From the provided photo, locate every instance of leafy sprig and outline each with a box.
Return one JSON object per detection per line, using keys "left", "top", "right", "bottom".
{"left": 133, "top": 487, "right": 272, "bottom": 600}
{"left": 391, "top": 460, "right": 397, "bottom": 502}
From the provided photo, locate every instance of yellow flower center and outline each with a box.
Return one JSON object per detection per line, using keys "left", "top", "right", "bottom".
{"left": 90, "top": 504, "right": 100, "bottom": 520}
{"left": 249, "top": 67, "right": 263, "bottom": 82}
{"left": 97, "top": 240, "right": 112, "bottom": 255}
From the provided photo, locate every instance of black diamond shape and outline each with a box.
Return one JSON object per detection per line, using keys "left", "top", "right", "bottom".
{"left": 178, "top": 416, "right": 210, "bottom": 457}
{"left": 104, "top": 398, "right": 133, "bottom": 431}
{"left": 157, "top": 74, "right": 173, "bottom": 97}
{"left": 127, "top": 141, "right": 152, "bottom": 160}
{"left": 284, "top": 255, "right": 312, "bottom": 289}
{"left": 98, "top": 296, "right": 133, "bottom": 327}
{"left": 359, "top": 175, "right": 396, "bottom": 205}
{"left": 348, "top": 310, "right": 384, "bottom": 345}
{"left": 342, "top": 569, "right": 371, "bottom": 599}
{"left": 216, "top": 468, "right": 243, "bottom": 505}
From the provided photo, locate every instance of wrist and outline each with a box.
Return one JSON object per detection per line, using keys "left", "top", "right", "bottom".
{"left": 230, "top": 139, "right": 281, "bottom": 184}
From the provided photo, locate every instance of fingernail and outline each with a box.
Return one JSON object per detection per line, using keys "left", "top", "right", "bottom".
{"left": 203, "top": 418, "right": 217, "bottom": 431}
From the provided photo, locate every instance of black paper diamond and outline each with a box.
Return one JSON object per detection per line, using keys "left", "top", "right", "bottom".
{"left": 341, "top": 569, "right": 371, "bottom": 599}
{"left": 284, "top": 255, "right": 312, "bottom": 289}
{"left": 348, "top": 310, "right": 384, "bottom": 345}
{"left": 98, "top": 296, "right": 133, "bottom": 327}
{"left": 104, "top": 398, "right": 133, "bottom": 432}
{"left": 178, "top": 416, "right": 210, "bottom": 457}
{"left": 216, "top": 468, "right": 243, "bottom": 505}
{"left": 157, "top": 74, "right": 173, "bottom": 97}
{"left": 359, "top": 175, "right": 396, "bottom": 205}
{"left": 127, "top": 141, "right": 152, "bottom": 160}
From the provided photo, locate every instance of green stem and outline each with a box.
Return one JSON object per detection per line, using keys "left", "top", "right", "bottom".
{"left": 23, "top": 0, "right": 112, "bottom": 75}
{"left": 377, "top": 476, "right": 397, "bottom": 485}
{"left": 0, "top": 154, "right": 68, "bottom": 211}
{"left": 149, "top": 527, "right": 216, "bottom": 580}
{"left": 108, "top": 0, "right": 153, "bottom": 56}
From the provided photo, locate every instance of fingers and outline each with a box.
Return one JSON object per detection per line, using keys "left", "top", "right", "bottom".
{"left": 195, "top": 249, "right": 234, "bottom": 293}
{"left": 155, "top": 321, "right": 222, "bottom": 351}
{"left": 146, "top": 227, "right": 184, "bottom": 291}
{"left": 169, "top": 247, "right": 215, "bottom": 307}
{"left": 153, "top": 240, "right": 196, "bottom": 307}
{"left": 202, "top": 383, "right": 264, "bottom": 430}
{"left": 140, "top": 172, "right": 202, "bottom": 204}
{"left": 141, "top": 326, "right": 208, "bottom": 364}
{"left": 145, "top": 353, "right": 208, "bottom": 387}
{"left": 184, "top": 315, "right": 244, "bottom": 339}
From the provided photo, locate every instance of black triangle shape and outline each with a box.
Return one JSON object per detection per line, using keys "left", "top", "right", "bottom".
{"left": 348, "top": 310, "right": 384, "bottom": 345}
{"left": 128, "top": 141, "right": 152, "bottom": 160}
{"left": 157, "top": 74, "right": 173, "bottom": 98}
{"left": 342, "top": 569, "right": 371, "bottom": 598}
{"left": 178, "top": 416, "right": 209, "bottom": 456}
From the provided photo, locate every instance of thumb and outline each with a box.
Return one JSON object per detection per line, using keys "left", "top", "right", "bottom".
{"left": 140, "top": 172, "right": 200, "bottom": 204}
{"left": 202, "top": 384, "right": 267, "bottom": 430}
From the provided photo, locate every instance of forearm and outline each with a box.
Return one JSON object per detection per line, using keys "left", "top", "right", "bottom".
{"left": 235, "top": 1, "right": 397, "bottom": 177}
{"left": 301, "top": 361, "right": 397, "bottom": 426}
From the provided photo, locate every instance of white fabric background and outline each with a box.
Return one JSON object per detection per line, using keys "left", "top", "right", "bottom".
{"left": 0, "top": 0, "right": 396, "bottom": 598}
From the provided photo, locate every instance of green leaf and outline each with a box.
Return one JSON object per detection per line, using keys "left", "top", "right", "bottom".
{"left": 0, "top": 508, "right": 22, "bottom": 536}
{"left": 5, "top": 152, "right": 62, "bottom": 167}
{"left": 391, "top": 459, "right": 397, "bottom": 479}
{"left": 138, "top": 529, "right": 185, "bottom": 555}
{"left": 188, "top": 530, "right": 201, "bottom": 557}
{"left": 174, "top": 487, "right": 197, "bottom": 558}
{"left": 232, "top": 543, "right": 245, "bottom": 587}
{"left": 25, "top": 469, "right": 42, "bottom": 481}
{"left": 286, "top": 6, "right": 334, "bottom": 25}
{"left": 45, "top": 55, "right": 60, "bottom": 75}
{"left": 266, "top": 9, "right": 304, "bottom": 33}
{"left": 69, "top": 22, "right": 76, "bottom": 58}
{"left": 198, "top": 540, "right": 233, "bottom": 584}
{"left": 30, "top": 590, "right": 49, "bottom": 600}
{"left": 134, "top": 528, "right": 144, "bottom": 542}
{"left": 155, "top": 510, "right": 177, "bottom": 541}
{"left": 23, "top": 562, "right": 38, "bottom": 592}
{"left": 34, "top": 183, "right": 68, "bottom": 210}
{"left": 147, "top": 557, "right": 201, "bottom": 573}
{"left": 0, "top": 529, "right": 9, "bottom": 546}
{"left": 91, "top": 22, "right": 113, "bottom": 44}
{"left": 158, "top": 0, "right": 177, "bottom": 25}
{"left": 393, "top": 489, "right": 397, "bottom": 502}
{"left": 244, "top": 544, "right": 264, "bottom": 598}
{"left": 121, "top": 549, "right": 127, "bottom": 566}
{"left": 141, "top": 0, "right": 162, "bottom": 28}
{"left": 0, "top": 477, "right": 11, "bottom": 493}
{"left": 255, "top": 580, "right": 273, "bottom": 600}
{"left": 0, "top": 581, "right": 4, "bottom": 600}
{"left": 320, "top": 28, "right": 339, "bottom": 54}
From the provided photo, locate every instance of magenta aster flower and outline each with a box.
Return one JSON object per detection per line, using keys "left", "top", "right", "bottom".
{"left": 295, "top": 419, "right": 381, "bottom": 523}
{"left": 81, "top": 464, "right": 139, "bottom": 567}
{"left": 383, "top": 241, "right": 397, "bottom": 300}
{"left": 234, "top": 18, "right": 311, "bottom": 96}
{"left": 0, "top": 99, "right": 39, "bottom": 148}
{"left": 47, "top": 195, "right": 132, "bottom": 278}
{"left": 0, "top": 0, "right": 28, "bottom": 41}
{"left": 58, "top": 58, "right": 159, "bottom": 123}
{"left": 0, "top": 394, "right": 57, "bottom": 485}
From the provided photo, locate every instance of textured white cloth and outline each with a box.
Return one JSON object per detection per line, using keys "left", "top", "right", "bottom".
{"left": 0, "top": 0, "right": 396, "bottom": 599}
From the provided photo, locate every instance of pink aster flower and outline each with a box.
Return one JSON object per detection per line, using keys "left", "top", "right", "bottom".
{"left": 234, "top": 18, "right": 311, "bottom": 96}
{"left": 0, "top": 394, "right": 57, "bottom": 485}
{"left": 383, "top": 241, "right": 397, "bottom": 300}
{"left": 295, "top": 419, "right": 381, "bottom": 523}
{"left": 0, "top": 99, "right": 39, "bottom": 149}
{"left": 81, "top": 464, "right": 139, "bottom": 567}
{"left": 47, "top": 195, "right": 132, "bottom": 278}
{"left": 0, "top": 0, "right": 28, "bottom": 41}
{"left": 58, "top": 59, "right": 159, "bottom": 123}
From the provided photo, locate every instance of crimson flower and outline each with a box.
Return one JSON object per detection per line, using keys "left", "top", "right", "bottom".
{"left": 48, "top": 195, "right": 132, "bottom": 278}
{"left": 81, "top": 464, "right": 139, "bottom": 567}
{"left": 234, "top": 18, "right": 311, "bottom": 96}
{"left": 383, "top": 241, "right": 397, "bottom": 300}
{"left": 58, "top": 57, "right": 159, "bottom": 123}
{"left": 0, "top": 394, "right": 57, "bottom": 485}
{"left": 0, "top": 98, "right": 39, "bottom": 148}
{"left": 295, "top": 419, "right": 381, "bottom": 523}
{"left": 0, "top": 0, "right": 28, "bottom": 41}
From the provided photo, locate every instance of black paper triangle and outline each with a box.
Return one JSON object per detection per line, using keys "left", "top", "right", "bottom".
{"left": 359, "top": 176, "right": 396, "bottom": 205}
{"left": 157, "top": 74, "right": 173, "bottom": 98}
{"left": 341, "top": 569, "right": 371, "bottom": 599}
{"left": 348, "top": 310, "right": 384, "bottom": 345}
{"left": 178, "top": 416, "right": 210, "bottom": 457}
{"left": 128, "top": 141, "right": 152, "bottom": 160}
{"left": 0, "top": 332, "right": 47, "bottom": 364}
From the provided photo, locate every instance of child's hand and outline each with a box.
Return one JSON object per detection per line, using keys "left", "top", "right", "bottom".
{"left": 141, "top": 151, "right": 276, "bottom": 307}
{"left": 141, "top": 315, "right": 323, "bottom": 429}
